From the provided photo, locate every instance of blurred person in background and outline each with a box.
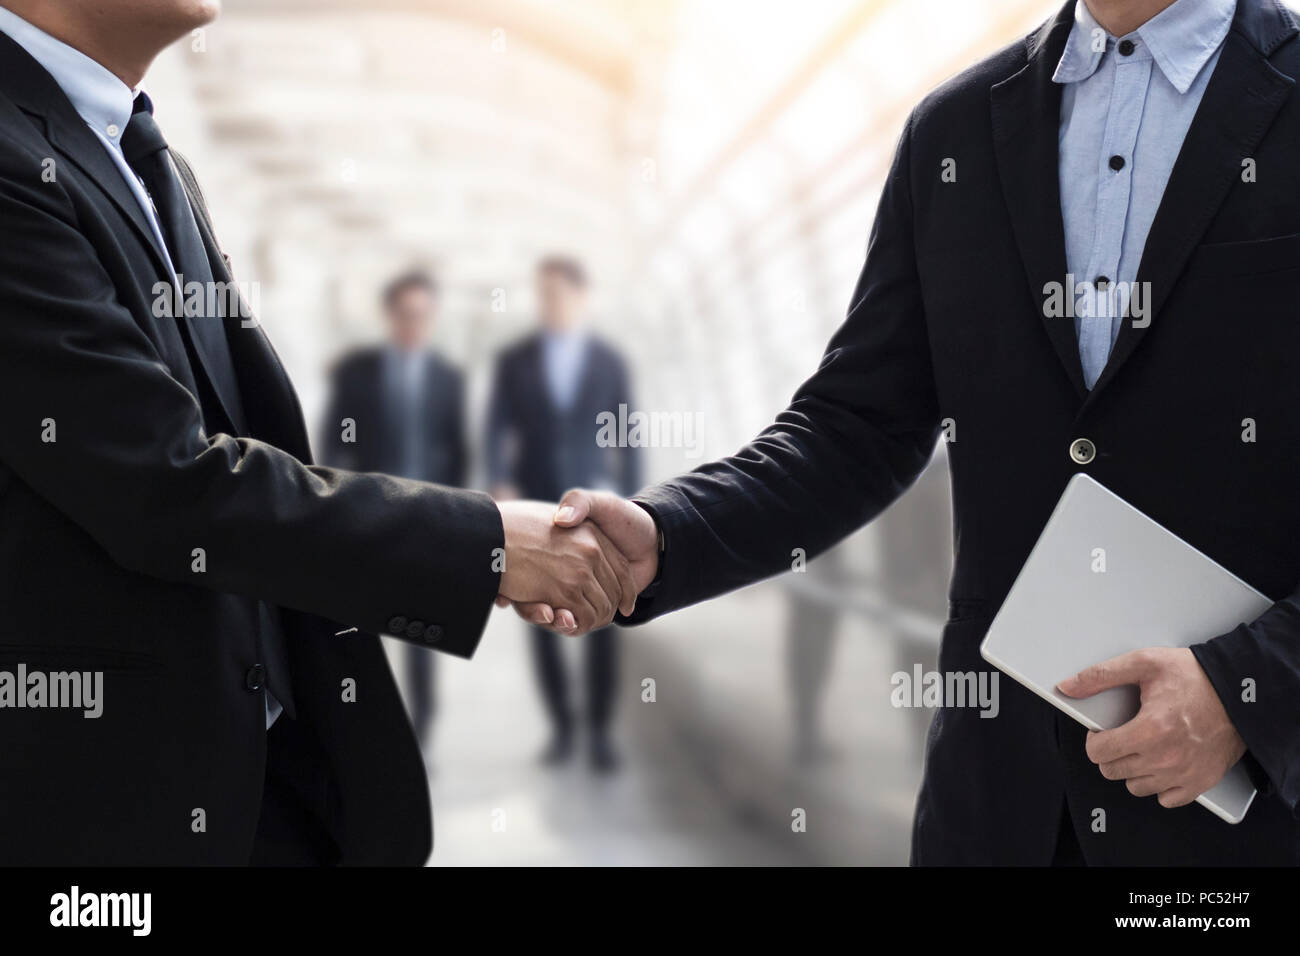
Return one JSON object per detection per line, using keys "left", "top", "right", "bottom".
{"left": 486, "top": 256, "right": 641, "bottom": 771}
{"left": 320, "top": 269, "right": 468, "bottom": 755}
{"left": 782, "top": 545, "right": 846, "bottom": 766}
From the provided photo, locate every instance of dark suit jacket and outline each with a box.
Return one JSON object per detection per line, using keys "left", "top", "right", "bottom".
{"left": 486, "top": 332, "right": 641, "bottom": 501}
{"left": 623, "top": 0, "right": 1300, "bottom": 865}
{"left": 320, "top": 347, "right": 467, "bottom": 487}
{"left": 0, "top": 33, "right": 504, "bottom": 864}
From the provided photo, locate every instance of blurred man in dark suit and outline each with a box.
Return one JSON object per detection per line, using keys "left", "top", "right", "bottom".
{"left": 487, "top": 257, "right": 640, "bottom": 770}
{"left": 321, "top": 270, "right": 467, "bottom": 751}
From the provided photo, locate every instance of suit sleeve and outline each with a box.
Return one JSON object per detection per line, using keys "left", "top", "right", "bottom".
{"left": 621, "top": 114, "right": 940, "bottom": 624}
{"left": 1191, "top": 591, "right": 1300, "bottom": 812}
{"left": 0, "top": 154, "right": 502, "bottom": 658}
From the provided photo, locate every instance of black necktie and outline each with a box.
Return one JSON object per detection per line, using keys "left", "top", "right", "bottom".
{"left": 121, "top": 92, "right": 247, "bottom": 436}
{"left": 121, "top": 93, "right": 294, "bottom": 721}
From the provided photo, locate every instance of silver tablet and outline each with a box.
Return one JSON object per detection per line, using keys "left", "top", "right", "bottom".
{"left": 980, "top": 473, "right": 1267, "bottom": 824}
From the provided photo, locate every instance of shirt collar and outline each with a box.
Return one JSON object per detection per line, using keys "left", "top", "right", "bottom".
{"left": 1053, "top": 0, "right": 1237, "bottom": 94}
{"left": 0, "top": 7, "right": 136, "bottom": 145}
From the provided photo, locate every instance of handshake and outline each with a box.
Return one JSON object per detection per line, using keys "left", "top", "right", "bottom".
{"left": 495, "top": 490, "right": 661, "bottom": 634}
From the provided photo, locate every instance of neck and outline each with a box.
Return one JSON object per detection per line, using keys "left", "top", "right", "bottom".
{"left": 1, "top": 3, "right": 164, "bottom": 87}
{"left": 1084, "top": 0, "right": 1180, "bottom": 37}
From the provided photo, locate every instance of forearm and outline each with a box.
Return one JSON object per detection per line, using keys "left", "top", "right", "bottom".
{"left": 134, "top": 438, "right": 503, "bottom": 653}
{"left": 0, "top": 172, "right": 503, "bottom": 656}
{"left": 18, "top": 408, "right": 504, "bottom": 656}
{"left": 1191, "top": 589, "right": 1300, "bottom": 810}
{"left": 623, "top": 406, "right": 937, "bottom": 623}
{"left": 622, "top": 111, "right": 937, "bottom": 623}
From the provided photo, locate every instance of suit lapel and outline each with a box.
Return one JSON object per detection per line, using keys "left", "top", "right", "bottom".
{"left": 990, "top": 3, "right": 1086, "bottom": 399}
{"left": 0, "top": 24, "right": 176, "bottom": 286}
{"left": 1083, "top": 8, "right": 1297, "bottom": 405}
{"left": 45, "top": 121, "right": 174, "bottom": 284}
{"left": 60, "top": 124, "right": 251, "bottom": 438}
{"left": 176, "top": 153, "right": 315, "bottom": 463}
{"left": 0, "top": 30, "right": 314, "bottom": 461}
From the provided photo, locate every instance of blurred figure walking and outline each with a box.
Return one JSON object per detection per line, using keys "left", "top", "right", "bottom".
{"left": 783, "top": 545, "right": 846, "bottom": 766}
{"left": 486, "top": 256, "right": 640, "bottom": 771}
{"left": 321, "top": 269, "right": 468, "bottom": 754}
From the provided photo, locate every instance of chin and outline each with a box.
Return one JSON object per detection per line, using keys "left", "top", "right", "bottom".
{"left": 190, "top": 0, "right": 222, "bottom": 26}
{"left": 159, "top": 0, "right": 221, "bottom": 30}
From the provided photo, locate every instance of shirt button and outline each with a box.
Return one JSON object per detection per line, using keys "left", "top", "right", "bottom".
{"left": 387, "top": 615, "right": 408, "bottom": 634}
{"left": 245, "top": 664, "right": 265, "bottom": 692}
{"left": 106, "top": 123, "right": 119, "bottom": 138}
{"left": 1109, "top": 155, "right": 1125, "bottom": 171}
{"left": 1118, "top": 39, "right": 1135, "bottom": 56}
{"left": 1069, "top": 438, "right": 1097, "bottom": 465}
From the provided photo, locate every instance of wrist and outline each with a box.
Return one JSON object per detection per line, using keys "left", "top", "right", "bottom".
{"left": 632, "top": 500, "right": 665, "bottom": 592}
{"left": 496, "top": 501, "right": 523, "bottom": 596}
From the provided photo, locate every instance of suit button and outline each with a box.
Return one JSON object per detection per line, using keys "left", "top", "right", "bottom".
{"left": 405, "top": 620, "right": 425, "bottom": 640}
{"left": 387, "top": 615, "right": 408, "bottom": 634}
{"left": 245, "top": 664, "right": 265, "bottom": 692}
{"left": 1069, "top": 438, "right": 1096, "bottom": 465}
{"left": 423, "top": 624, "right": 443, "bottom": 644}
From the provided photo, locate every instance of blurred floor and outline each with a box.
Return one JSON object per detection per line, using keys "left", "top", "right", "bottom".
{"left": 411, "top": 579, "right": 933, "bottom": 866}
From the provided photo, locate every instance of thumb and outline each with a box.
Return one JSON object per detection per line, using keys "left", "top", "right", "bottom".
{"left": 1057, "top": 650, "right": 1154, "bottom": 698}
{"left": 553, "top": 488, "right": 594, "bottom": 527}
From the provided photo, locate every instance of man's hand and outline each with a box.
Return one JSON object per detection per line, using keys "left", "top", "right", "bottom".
{"left": 507, "top": 489, "right": 660, "bottom": 630}
{"left": 496, "top": 500, "right": 638, "bottom": 635}
{"left": 1057, "top": 647, "right": 1246, "bottom": 808}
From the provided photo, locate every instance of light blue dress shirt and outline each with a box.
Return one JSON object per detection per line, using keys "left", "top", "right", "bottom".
{"left": 541, "top": 328, "right": 590, "bottom": 411}
{"left": 384, "top": 346, "right": 429, "bottom": 479}
{"left": 1054, "top": 0, "right": 1236, "bottom": 388}
{"left": 0, "top": 8, "right": 284, "bottom": 728}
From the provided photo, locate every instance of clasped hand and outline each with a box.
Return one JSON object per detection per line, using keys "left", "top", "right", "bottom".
{"left": 496, "top": 490, "right": 659, "bottom": 635}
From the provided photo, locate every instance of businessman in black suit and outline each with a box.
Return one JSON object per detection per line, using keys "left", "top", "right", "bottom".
{"left": 321, "top": 270, "right": 468, "bottom": 750}
{"left": 512, "top": 0, "right": 1300, "bottom": 864}
{"left": 487, "top": 257, "right": 641, "bottom": 770}
{"left": 0, "top": 0, "right": 637, "bottom": 865}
